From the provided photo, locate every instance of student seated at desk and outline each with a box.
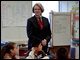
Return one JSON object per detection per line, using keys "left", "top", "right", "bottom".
{"left": 25, "top": 39, "right": 49, "bottom": 59}
{"left": 54, "top": 47, "right": 73, "bottom": 59}
{"left": 1, "top": 42, "right": 19, "bottom": 59}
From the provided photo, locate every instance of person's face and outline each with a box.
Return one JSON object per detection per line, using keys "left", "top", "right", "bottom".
{"left": 34, "top": 5, "right": 41, "bottom": 16}
{"left": 37, "top": 43, "right": 42, "bottom": 51}
{"left": 11, "top": 44, "right": 19, "bottom": 55}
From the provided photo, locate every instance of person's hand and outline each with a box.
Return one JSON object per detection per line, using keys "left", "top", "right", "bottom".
{"left": 32, "top": 47, "right": 37, "bottom": 52}
{"left": 41, "top": 39, "right": 47, "bottom": 46}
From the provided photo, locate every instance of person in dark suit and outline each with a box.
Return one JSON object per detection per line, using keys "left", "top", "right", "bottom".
{"left": 26, "top": 3, "right": 51, "bottom": 54}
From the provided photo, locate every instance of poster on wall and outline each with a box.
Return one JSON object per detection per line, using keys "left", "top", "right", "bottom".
{"left": 72, "top": 4, "right": 79, "bottom": 13}
{"left": 1, "top": 4, "right": 28, "bottom": 26}
{"left": 73, "top": 13, "right": 79, "bottom": 40}
{"left": 52, "top": 12, "right": 71, "bottom": 46}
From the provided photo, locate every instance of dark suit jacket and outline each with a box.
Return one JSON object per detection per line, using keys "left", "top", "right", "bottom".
{"left": 26, "top": 15, "right": 51, "bottom": 49}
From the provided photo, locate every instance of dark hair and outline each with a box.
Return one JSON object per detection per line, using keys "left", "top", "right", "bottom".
{"left": 31, "top": 39, "right": 41, "bottom": 47}
{"left": 1, "top": 42, "right": 16, "bottom": 59}
{"left": 56, "top": 47, "right": 69, "bottom": 59}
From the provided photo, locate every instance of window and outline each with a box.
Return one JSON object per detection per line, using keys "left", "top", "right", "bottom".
{"left": 32, "top": 1, "right": 59, "bottom": 21}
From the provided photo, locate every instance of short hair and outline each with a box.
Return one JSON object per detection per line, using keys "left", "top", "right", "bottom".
{"left": 32, "top": 3, "right": 44, "bottom": 13}
{"left": 56, "top": 47, "right": 69, "bottom": 59}
{"left": 31, "top": 39, "right": 41, "bottom": 47}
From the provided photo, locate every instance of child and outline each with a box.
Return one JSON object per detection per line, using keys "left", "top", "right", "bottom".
{"left": 25, "top": 39, "right": 49, "bottom": 59}
{"left": 1, "top": 42, "right": 19, "bottom": 59}
{"left": 54, "top": 47, "right": 72, "bottom": 59}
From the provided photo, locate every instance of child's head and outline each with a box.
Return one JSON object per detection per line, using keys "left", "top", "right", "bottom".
{"left": 1, "top": 42, "right": 19, "bottom": 59}
{"left": 32, "top": 39, "right": 42, "bottom": 51}
{"left": 56, "top": 47, "right": 69, "bottom": 59}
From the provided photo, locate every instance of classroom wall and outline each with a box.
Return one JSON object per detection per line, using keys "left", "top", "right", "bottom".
{"left": 1, "top": 1, "right": 79, "bottom": 42}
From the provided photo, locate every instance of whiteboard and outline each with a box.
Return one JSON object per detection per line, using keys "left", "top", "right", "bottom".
{"left": 53, "top": 12, "right": 71, "bottom": 46}
{"left": 1, "top": 1, "right": 32, "bottom": 26}
{"left": 1, "top": 1, "right": 32, "bottom": 42}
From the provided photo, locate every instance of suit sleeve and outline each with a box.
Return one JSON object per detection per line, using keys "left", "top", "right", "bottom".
{"left": 26, "top": 19, "right": 41, "bottom": 41}
{"left": 45, "top": 19, "right": 51, "bottom": 43}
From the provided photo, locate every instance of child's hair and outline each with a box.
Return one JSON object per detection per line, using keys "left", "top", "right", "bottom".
{"left": 1, "top": 42, "right": 16, "bottom": 59}
{"left": 31, "top": 39, "right": 41, "bottom": 47}
{"left": 56, "top": 47, "right": 69, "bottom": 59}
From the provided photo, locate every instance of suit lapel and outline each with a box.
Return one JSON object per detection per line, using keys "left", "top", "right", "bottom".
{"left": 33, "top": 16, "right": 38, "bottom": 25}
{"left": 33, "top": 16, "right": 44, "bottom": 30}
{"left": 42, "top": 17, "right": 44, "bottom": 29}
{"left": 33, "top": 16, "right": 41, "bottom": 29}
